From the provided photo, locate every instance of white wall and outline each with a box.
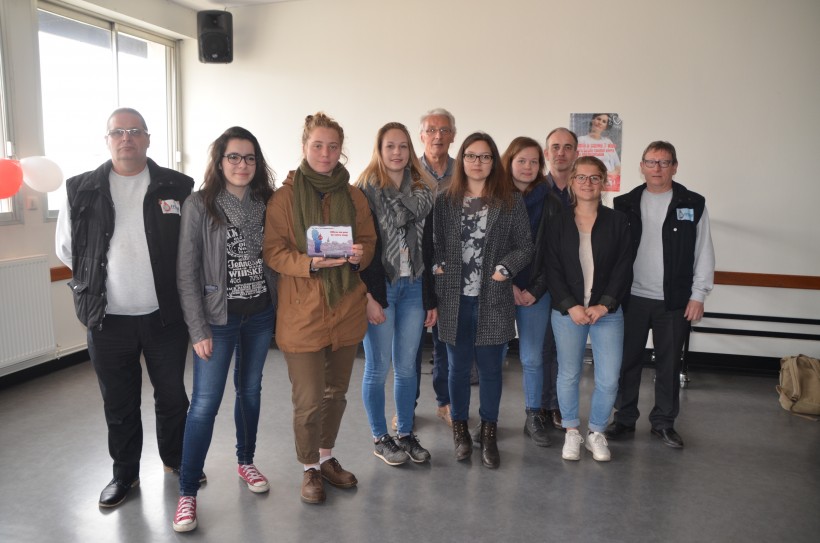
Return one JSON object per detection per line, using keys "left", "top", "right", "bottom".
{"left": 179, "top": 0, "right": 820, "bottom": 358}
{"left": 2, "top": 0, "right": 819, "bottom": 365}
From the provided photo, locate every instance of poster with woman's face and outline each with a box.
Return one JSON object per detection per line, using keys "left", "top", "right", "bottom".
{"left": 570, "top": 113, "right": 623, "bottom": 192}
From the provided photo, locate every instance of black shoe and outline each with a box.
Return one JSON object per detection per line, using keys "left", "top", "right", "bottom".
{"left": 374, "top": 434, "right": 410, "bottom": 466}
{"left": 604, "top": 421, "right": 636, "bottom": 440}
{"left": 480, "top": 421, "right": 500, "bottom": 469}
{"left": 165, "top": 465, "right": 208, "bottom": 484}
{"left": 396, "top": 434, "right": 431, "bottom": 463}
{"left": 452, "top": 420, "right": 473, "bottom": 461}
{"left": 98, "top": 478, "right": 139, "bottom": 508}
{"left": 547, "top": 409, "right": 563, "bottom": 430}
{"left": 524, "top": 410, "right": 551, "bottom": 447}
{"left": 470, "top": 421, "right": 482, "bottom": 446}
{"left": 651, "top": 427, "right": 684, "bottom": 448}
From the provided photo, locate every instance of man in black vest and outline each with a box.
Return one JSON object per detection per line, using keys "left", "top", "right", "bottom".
{"left": 55, "top": 108, "right": 194, "bottom": 506}
{"left": 606, "top": 141, "right": 714, "bottom": 448}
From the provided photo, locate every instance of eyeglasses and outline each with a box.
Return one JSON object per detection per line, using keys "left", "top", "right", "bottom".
{"left": 643, "top": 159, "right": 673, "bottom": 169}
{"left": 107, "top": 128, "right": 147, "bottom": 139}
{"left": 424, "top": 127, "right": 453, "bottom": 136}
{"left": 223, "top": 153, "right": 257, "bottom": 165}
{"left": 463, "top": 153, "right": 493, "bottom": 164}
{"left": 573, "top": 174, "right": 603, "bottom": 185}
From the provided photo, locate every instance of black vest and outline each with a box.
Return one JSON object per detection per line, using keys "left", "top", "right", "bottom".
{"left": 614, "top": 181, "right": 706, "bottom": 311}
{"left": 66, "top": 159, "right": 193, "bottom": 328}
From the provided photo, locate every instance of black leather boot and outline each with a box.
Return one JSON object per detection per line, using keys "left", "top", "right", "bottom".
{"left": 452, "top": 420, "right": 472, "bottom": 461}
{"left": 524, "top": 409, "right": 551, "bottom": 447}
{"left": 480, "top": 421, "right": 500, "bottom": 469}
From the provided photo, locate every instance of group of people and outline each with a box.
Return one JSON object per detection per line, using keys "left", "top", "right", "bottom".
{"left": 55, "top": 106, "right": 714, "bottom": 533}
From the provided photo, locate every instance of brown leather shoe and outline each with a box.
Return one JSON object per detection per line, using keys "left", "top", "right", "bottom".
{"left": 301, "top": 468, "right": 326, "bottom": 504}
{"left": 437, "top": 404, "right": 453, "bottom": 427}
{"left": 320, "top": 458, "right": 357, "bottom": 488}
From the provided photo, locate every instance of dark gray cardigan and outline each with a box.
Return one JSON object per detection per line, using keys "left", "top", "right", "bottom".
{"left": 433, "top": 192, "right": 534, "bottom": 346}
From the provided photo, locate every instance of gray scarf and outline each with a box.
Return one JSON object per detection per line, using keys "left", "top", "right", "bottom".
{"left": 216, "top": 189, "right": 266, "bottom": 258}
{"left": 364, "top": 170, "right": 433, "bottom": 283}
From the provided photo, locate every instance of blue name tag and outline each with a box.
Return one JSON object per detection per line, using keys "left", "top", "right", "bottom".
{"left": 676, "top": 208, "right": 694, "bottom": 221}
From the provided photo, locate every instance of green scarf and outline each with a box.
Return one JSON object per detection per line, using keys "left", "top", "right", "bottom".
{"left": 293, "top": 159, "right": 357, "bottom": 308}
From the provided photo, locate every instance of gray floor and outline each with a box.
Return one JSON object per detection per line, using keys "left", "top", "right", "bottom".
{"left": 1, "top": 346, "right": 818, "bottom": 543}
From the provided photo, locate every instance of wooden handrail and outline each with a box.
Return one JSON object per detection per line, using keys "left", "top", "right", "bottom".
{"left": 49, "top": 265, "right": 820, "bottom": 290}
{"left": 51, "top": 266, "right": 71, "bottom": 282}
{"left": 714, "top": 271, "right": 820, "bottom": 290}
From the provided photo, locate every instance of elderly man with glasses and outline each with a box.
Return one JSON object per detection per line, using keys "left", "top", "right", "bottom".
{"left": 56, "top": 108, "right": 194, "bottom": 507}
{"left": 606, "top": 141, "right": 714, "bottom": 449}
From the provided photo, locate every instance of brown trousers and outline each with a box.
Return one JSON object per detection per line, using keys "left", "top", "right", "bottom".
{"left": 283, "top": 344, "right": 358, "bottom": 464}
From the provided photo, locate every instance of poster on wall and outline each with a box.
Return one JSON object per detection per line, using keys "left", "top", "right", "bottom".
{"left": 570, "top": 113, "right": 622, "bottom": 191}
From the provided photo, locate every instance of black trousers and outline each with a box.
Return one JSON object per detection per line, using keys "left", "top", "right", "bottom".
{"left": 614, "top": 295, "right": 688, "bottom": 430}
{"left": 87, "top": 311, "right": 189, "bottom": 482}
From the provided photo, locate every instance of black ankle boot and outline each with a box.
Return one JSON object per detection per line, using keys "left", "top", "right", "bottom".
{"left": 480, "top": 421, "right": 500, "bottom": 469}
{"left": 524, "top": 409, "right": 551, "bottom": 447}
{"left": 452, "top": 420, "right": 472, "bottom": 461}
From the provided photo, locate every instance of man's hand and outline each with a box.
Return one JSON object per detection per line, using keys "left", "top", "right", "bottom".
{"left": 684, "top": 300, "right": 704, "bottom": 322}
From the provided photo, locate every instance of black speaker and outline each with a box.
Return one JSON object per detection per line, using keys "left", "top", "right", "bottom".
{"left": 198, "top": 11, "right": 232, "bottom": 63}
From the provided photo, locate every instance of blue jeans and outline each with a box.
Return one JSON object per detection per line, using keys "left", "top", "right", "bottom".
{"left": 446, "top": 295, "right": 505, "bottom": 423}
{"left": 516, "top": 294, "right": 551, "bottom": 410}
{"left": 362, "top": 278, "right": 426, "bottom": 437}
{"left": 179, "top": 305, "right": 275, "bottom": 496}
{"left": 552, "top": 308, "right": 623, "bottom": 433}
{"left": 541, "top": 323, "right": 559, "bottom": 411}
{"left": 431, "top": 324, "right": 450, "bottom": 406}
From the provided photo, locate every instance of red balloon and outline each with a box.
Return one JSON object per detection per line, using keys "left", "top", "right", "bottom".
{"left": 0, "top": 159, "right": 23, "bottom": 199}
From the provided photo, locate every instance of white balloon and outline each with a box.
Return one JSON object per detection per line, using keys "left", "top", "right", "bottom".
{"left": 20, "top": 156, "right": 64, "bottom": 193}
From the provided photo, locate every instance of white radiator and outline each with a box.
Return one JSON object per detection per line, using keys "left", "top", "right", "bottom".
{"left": 0, "top": 255, "right": 57, "bottom": 369}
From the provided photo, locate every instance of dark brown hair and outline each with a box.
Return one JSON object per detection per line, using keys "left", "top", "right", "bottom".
{"left": 447, "top": 132, "right": 512, "bottom": 209}
{"left": 201, "top": 126, "right": 275, "bottom": 223}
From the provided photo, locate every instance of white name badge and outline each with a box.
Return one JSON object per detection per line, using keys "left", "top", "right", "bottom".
{"left": 159, "top": 199, "right": 181, "bottom": 215}
{"left": 676, "top": 208, "right": 694, "bottom": 221}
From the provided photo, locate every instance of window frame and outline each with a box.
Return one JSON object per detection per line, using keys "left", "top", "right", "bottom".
{"left": 0, "top": 9, "right": 22, "bottom": 225}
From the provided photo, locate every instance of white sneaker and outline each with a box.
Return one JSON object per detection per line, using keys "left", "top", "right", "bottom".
{"left": 562, "top": 429, "right": 584, "bottom": 461}
{"left": 585, "top": 431, "right": 611, "bottom": 462}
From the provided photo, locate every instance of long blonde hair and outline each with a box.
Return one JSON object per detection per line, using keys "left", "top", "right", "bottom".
{"left": 356, "top": 122, "right": 432, "bottom": 190}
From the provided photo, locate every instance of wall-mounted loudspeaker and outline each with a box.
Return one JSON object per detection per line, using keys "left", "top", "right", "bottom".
{"left": 198, "top": 11, "right": 233, "bottom": 64}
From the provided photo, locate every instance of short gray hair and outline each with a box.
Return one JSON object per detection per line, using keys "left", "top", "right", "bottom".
{"left": 107, "top": 107, "right": 148, "bottom": 131}
{"left": 420, "top": 108, "right": 456, "bottom": 134}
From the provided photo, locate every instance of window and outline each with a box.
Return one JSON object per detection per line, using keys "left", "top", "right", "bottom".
{"left": 37, "top": 4, "right": 178, "bottom": 218}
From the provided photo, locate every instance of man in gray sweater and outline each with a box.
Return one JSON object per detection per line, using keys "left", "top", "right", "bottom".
{"left": 606, "top": 141, "right": 714, "bottom": 448}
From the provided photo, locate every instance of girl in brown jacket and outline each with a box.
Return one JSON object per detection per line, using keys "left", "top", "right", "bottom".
{"left": 263, "top": 112, "right": 376, "bottom": 505}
